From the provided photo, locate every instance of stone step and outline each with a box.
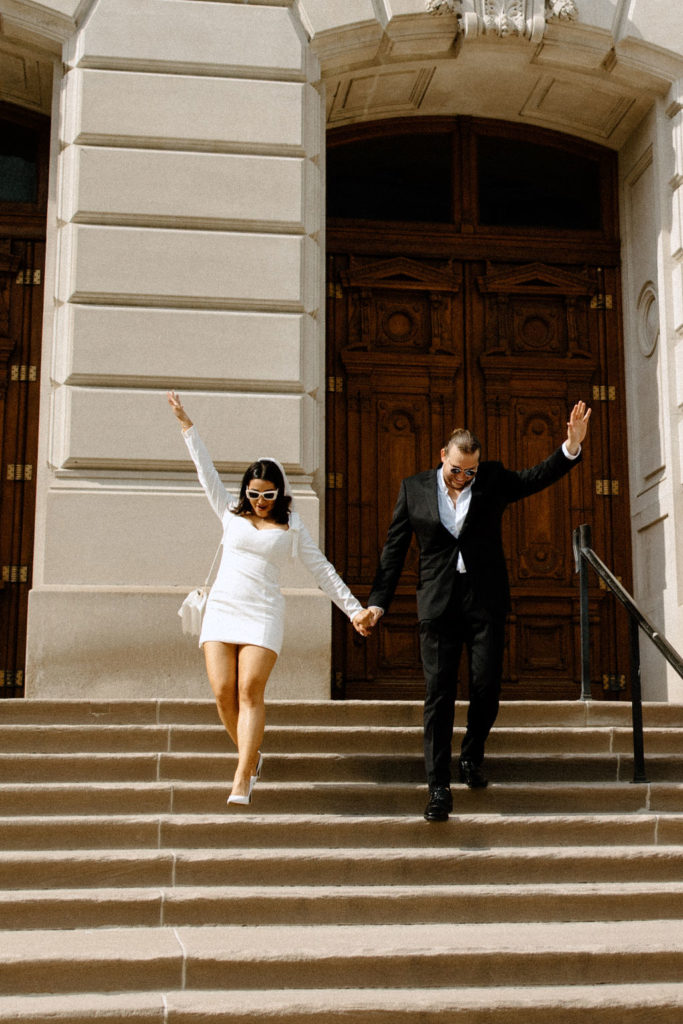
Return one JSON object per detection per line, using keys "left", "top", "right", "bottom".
{"left": 2, "top": 984, "right": 683, "bottom": 1024}
{"left": 3, "top": 880, "right": 683, "bottom": 930}
{"left": 1, "top": 726, "right": 682, "bottom": 759}
{"left": 0, "top": 751, "right": 681, "bottom": 784}
{"left": 0, "top": 779, "right": 679, "bottom": 818}
{"left": 2, "top": 698, "right": 683, "bottom": 729}
{"left": 0, "top": 697, "right": 681, "bottom": 1020}
{"left": 3, "top": 921, "right": 683, "bottom": 995}
{"left": 2, "top": 810, "right": 683, "bottom": 853}
{"left": 2, "top": 842, "right": 683, "bottom": 890}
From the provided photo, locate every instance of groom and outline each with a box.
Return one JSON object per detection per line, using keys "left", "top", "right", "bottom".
{"left": 356, "top": 402, "right": 591, "bottom": 821}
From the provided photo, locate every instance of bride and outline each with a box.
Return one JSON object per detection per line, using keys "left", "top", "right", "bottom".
{"left": 168, "top": 391, "right": 370, "bottom": 806}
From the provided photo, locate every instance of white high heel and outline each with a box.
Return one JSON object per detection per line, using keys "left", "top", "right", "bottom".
{"left": 227, "top": 775, "right": 255, "bottom": 806}
{"left": 252, "top": 750, "right": 264, "bottom": 782}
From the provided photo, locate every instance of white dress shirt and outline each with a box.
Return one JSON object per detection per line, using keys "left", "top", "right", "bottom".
{"left": 437, "top": 442, "right": 580, "bottom": 574}
{"left": 371, "top": 442, "right": 580, "bottom": 611}
{"left": 437, "top": 465, "right": 471, "bottom": 572}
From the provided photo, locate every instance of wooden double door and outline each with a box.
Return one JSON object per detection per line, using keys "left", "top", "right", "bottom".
{"left": 0, "top": 103, "right": 49, "bottom": 698}
{"left": 326, "top": 251, "right": 631, "bottom": 701}
{"left": 0, "top": 239, "right": 43, "bottom": 698}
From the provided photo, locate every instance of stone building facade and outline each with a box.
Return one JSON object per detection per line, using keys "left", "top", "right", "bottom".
{"left": 1, "top": 0, "right": 682, "bottom": 701}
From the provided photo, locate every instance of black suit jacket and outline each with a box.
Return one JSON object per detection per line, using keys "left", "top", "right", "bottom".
{"left": 368, "top": 446, "right": 581, "bottom": 623}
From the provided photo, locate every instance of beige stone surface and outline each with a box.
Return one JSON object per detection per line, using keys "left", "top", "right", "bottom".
{"left": 56, "top": 306, "right": 317, "bottom": 390}
{"left": 0, "top": 991, "right": 165, "bottom": 1023}
{"left": 67, "top": 0, "right": 306, "bottom": 78}
{"left": 384, "top": 13, "right": 460, "bottom": 59}
{"left": 0, "top": 1, "right": 79, "bottom": 46}
{"left": 581, "top": 0, "right": 621, "bottom": 33}
{"left": 60, "top": 147, "right": 319, "bottom": 234}
{"left": 50, "top": 387, "right": 316, "bottom": 471}
{"left": 38, "top": 486, "right": 325, "bottom": 586}
{"left": 26, "top": 590, "right": 334, "bottom": 699}
{"left": 2, "top": 700, "right": 683, "bottom": 1019}
{"left": 1, "top": 0, "right": 80, "bottom": 18}
{"left": 384, "top": 0, "right": 437, "bottom": 15}
{"left": 63, "top": 69, "right": 321, "bottom": 156}
{"left": 296, "top": 0, "right": 378, "bottom": 36}
{"left": 621, "top": 1, "right": 683, "bottom": 54}
{"left": 0, "top": 37, "right": 55, "bottom": 113}
{"left": 57, "top": 224, "right": 319, "bottom": 311}
{"left": 325, "top": 46, "right": 656, "bottom": 149}
{"left": 673, "top": 261, "right": 683, "bottom": 335}
{"left": 0, "top": 926, "right": 183, "bottom": 993}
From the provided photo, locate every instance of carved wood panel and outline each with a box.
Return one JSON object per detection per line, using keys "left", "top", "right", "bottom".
{"left": 0, "top": 238, "right": 44, "bottom": 698}
{"left": 327, "top": 254, "right": 631, "bottom": 701}
{"left": 328, "top": 253, "right": 465, "bottom": 696}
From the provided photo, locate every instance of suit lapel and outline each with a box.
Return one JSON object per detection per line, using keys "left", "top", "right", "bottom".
{"left": 425, "top": 467, "right": 440, "bottom": 522}
{"left": 424, "top": 467, "right": 461, "bottom": 547}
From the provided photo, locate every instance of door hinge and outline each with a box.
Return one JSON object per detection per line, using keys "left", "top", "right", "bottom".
{"left": 592, "top": 385, "right": 616, "bottom": 402}
{"left": 327, "top": 376, "right": 344, "bottom": 393}
{"left": 327, "top": 473, "right": 344, "bottom": 490}
{"left": 596, "top": 479, "right": 619, "bottom": 496}
{"left": 602, "top": 673, "right": 626, "bottom": 693}
{"left": 327, "top": 282, "right": 343, "bottom": 299}
{"left": 10, "top": 365, "right": 37, "bottom": 382}
{"left": 15, "top": 269, "right": 41, "bottom": 286}
{"left": 1, "top": 670, "right": 23, "bottom": 688}
{"left": 590, "top": 294, "right": 613, "bottom": 310}
{"left": 7, "top": 464, "right": 33, "bottom": 481}
{"left": 2, "top": 565, "right": 29, "bottom": 583}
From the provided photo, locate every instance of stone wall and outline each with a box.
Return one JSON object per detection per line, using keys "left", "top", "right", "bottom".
{"left": 24, "top": 0, "right": 331, "bottom": 698}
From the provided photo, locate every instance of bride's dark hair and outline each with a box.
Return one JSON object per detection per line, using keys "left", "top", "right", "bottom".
{"left": 231, "top": 459, "right": 291, "bottom": 525}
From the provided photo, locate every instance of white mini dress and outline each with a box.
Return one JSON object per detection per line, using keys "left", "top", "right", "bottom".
{"left": 183, "top": 426, "right": 362, "bottom": 655}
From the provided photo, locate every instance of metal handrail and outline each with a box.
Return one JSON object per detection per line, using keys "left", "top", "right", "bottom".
{"left": 573, "top": 523, "right": 683, "bottom": 784}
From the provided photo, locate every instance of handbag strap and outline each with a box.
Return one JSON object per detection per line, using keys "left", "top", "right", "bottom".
{"left": 204, "top": 543, "right": 223, "bottom": 587}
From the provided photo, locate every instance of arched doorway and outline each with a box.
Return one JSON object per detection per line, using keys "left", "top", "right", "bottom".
{"left": 0, "top": 101, "right": 49, "bottom": 698}
{"left": 326, "top": 117, "right": 631, "bottom": 701}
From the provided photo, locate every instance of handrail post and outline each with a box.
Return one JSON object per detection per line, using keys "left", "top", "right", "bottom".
{"left": 629, "top": 616, "right": 648, "bottom": 783}
{"left": 574, "top": 524, "right": 592, "bottom": 700}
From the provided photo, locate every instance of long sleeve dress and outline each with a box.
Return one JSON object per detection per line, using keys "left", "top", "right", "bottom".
{"left": 183, "top": 426, "right": 362, "bottom": 654}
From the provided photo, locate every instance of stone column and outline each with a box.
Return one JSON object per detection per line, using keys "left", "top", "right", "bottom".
{"left": 668, "top": 79, "right": 683, "bottom": 701}
{"left": 27, "top": 0, "right": 330, "bottom": 699}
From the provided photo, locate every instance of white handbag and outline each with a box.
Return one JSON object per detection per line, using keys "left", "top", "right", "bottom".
{"left": 178, "top": 544, "right": 222, "bottom": 636}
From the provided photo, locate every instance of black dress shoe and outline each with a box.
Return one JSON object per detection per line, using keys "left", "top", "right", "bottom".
{"left": 458, "top": 759, "right": 488, "bottom": 789}
{"left": 424, "top": 786, "right": 453, "bottom": 822}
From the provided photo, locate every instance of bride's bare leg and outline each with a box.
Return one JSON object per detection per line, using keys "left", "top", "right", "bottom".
{"left": 230, "top": 644, "right": 277, "bottom": 798}
{"left": 203, "top": 642, "right": 238, "bottom": 745}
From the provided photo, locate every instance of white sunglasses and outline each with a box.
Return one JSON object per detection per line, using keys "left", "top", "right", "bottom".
{"left": 246, "top": 488, "right": 279, "bottom": 501}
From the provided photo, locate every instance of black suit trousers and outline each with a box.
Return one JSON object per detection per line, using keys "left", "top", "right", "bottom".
{"left": 419, "top": 574, "right": 506, "bottom": 786}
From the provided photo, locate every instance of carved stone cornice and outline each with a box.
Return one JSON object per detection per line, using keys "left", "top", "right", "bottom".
{"left": 426, "top": 0, "right": 578, "bottom": 42}
{"left": 425, "top": 0, "right": 460, "bottom": 13}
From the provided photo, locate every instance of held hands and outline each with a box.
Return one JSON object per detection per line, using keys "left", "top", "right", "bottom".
{"left": 566, "top": 401, "right": 591, "bottom": 456}
{"left": 352, "top": 606, "right": 383, "bottom": 637}
{"left": 167, "top": 391, "right": 193, "bottom": 431}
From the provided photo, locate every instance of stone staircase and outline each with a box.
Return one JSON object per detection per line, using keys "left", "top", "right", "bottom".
{"left": 1, "top": 697, "right": 683, "bottom": 1022}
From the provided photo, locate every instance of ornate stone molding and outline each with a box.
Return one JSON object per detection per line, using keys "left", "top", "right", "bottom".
{"left": 425, "top": 0, "right": 459, "bottom": 13}
{"left": 426, "top": 0, "right": 578, "bottom": 41}
{"left": 547, "top": 0, "right": 579, "bottom": 21}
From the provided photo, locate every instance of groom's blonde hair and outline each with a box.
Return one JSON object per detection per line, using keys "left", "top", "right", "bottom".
{"left": 445, "top": 428, "right": 481, "bottom": 455}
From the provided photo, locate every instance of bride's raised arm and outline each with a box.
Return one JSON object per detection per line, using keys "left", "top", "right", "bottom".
{"left": 167, "top": 391, "right": 231, "bottom": 521}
